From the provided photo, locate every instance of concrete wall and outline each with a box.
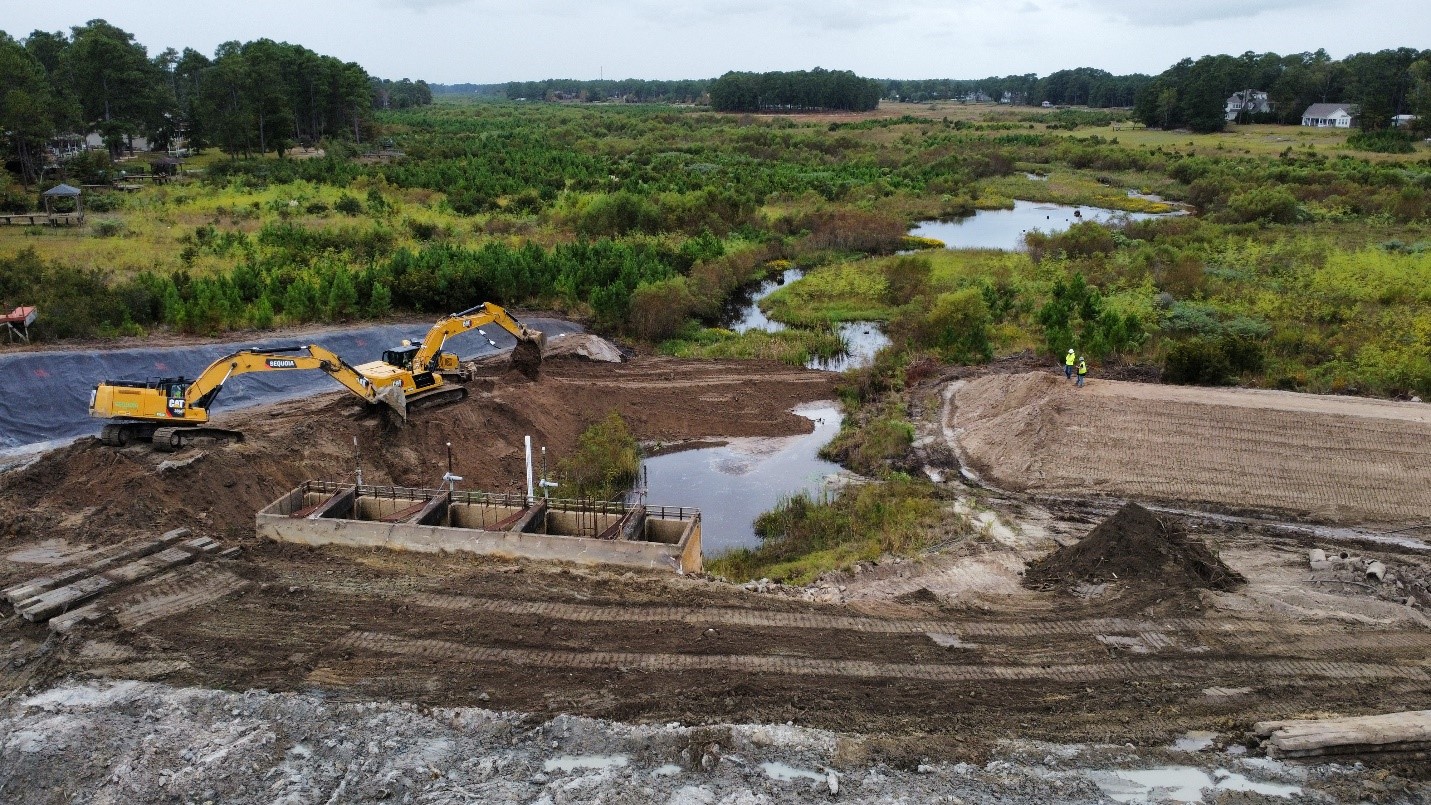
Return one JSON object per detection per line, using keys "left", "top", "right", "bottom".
{"left": 257, "top": 483, "right": 701, "bottom": 574}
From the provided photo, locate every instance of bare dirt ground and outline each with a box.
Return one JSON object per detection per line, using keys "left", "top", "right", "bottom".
{"left": 947, "top": 371, "right": 1431, "bottom": 527}
{"left": 2, "top": 357, "right": 1430, "bottom": 801}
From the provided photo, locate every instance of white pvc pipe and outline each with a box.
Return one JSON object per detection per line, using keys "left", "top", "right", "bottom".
{"left": 525, "top": 435, "right": 534, "bottom": 502}
{"left": 1366, "top": 561, "right": 1386, "bottom": 582}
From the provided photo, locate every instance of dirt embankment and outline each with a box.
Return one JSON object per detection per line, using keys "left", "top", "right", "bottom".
{"left": 0, "top": 356, "right": 836, "bottom": 550}
{"left": 948, "top": 371, "right": 1431, "bottom": 527}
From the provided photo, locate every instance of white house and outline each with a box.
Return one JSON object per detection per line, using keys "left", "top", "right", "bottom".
{"left": 1391, "top": 114, "right": 1418, "bottom": 129}
{"left": 1225, "top": 90, "right": 1274, "bottom": 121}
{"left": 1301, "top": 103, "right": 1358, "bottom": 128}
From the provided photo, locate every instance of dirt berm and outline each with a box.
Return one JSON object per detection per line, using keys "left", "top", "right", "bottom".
{"left": 1023, "top": 502, "right": 1245, "bottom": 592}
{"left": 949, "top": 371, "right": 1431, "bottom": 527}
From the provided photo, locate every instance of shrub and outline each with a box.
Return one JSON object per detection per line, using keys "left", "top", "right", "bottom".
{"left": 1346, "top": 130, "right": 1415, "bottom": 154}
{"left": 334, "top": 194, "right": 363, "bottom": 215}
{"left": 557, "top": 412, "right": 640, "bottom": 501}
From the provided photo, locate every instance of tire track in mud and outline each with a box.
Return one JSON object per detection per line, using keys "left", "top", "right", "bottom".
{"left": 382, "top": 590, "right": 1426, "bottom": 647}
{"left": 324, "top": 630, "right": 1431, "bottom": 685}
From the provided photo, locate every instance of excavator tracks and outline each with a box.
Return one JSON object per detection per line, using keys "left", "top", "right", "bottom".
{"left": 405, "top": 383, "right": 469, "bottom": 413}
{"left": 150, "top": 426, "right": 245, "bottom": 453}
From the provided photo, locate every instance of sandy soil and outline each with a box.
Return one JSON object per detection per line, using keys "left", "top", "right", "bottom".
{"left": 947, "top": 371, "right": 1431, "bottom": 527}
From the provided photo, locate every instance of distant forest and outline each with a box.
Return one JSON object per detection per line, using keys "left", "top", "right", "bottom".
{"left": 438, "top": 49, "right": 1431, "bottom": 139}
{"left": 0, "top": 19, "right": 432, "bottom": 183}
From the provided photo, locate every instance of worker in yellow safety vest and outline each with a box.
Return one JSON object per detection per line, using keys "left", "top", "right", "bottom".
{"left": 1076, "top": 357, "right": 1088, "bottom": 387}
{"left": 1064, "top": 348, "right": 1076, "bottom": 379}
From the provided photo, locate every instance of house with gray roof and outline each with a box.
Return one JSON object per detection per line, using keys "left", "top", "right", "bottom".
{"left": 1301, "top": 103, "right": 1358, "bottom": 128}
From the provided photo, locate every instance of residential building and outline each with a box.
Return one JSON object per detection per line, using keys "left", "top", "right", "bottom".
{"left": 1225, "top": 90, "right": 1275, "bottom": 121}
{"left": 1301, "top": 103, "right": 1359, "bottom": 128}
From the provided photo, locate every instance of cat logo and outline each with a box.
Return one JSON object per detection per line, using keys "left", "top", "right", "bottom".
{"left": 167, "top": 398, "right": 186, "bottom": 415}
{"left": 266, "top": 359, "right": 298, "bottom": 369}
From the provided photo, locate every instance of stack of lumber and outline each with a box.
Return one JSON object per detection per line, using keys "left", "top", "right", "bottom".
{"left": 1253, "top": 711, "right": 1431, "bottom": 758}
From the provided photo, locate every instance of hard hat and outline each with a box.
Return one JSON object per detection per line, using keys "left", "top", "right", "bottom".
{"left": 1068, "top": 348, "right": 1075, "bottom": 353}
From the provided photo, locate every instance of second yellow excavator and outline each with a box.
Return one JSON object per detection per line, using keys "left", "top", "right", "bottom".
{"left": 352, "top": 302, "right": 545, "bottom": 412}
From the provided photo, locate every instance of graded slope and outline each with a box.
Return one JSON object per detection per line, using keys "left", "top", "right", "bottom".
{"left": 949, "top": 372, "right": 1431, "bottom": 526}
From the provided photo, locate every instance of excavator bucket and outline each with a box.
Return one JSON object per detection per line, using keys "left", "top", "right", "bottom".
{"left": 508, "top": 329, "right": 545, "bottom": 379}
{"left": 375, "top": 382, "right": 408, "bottom": 422}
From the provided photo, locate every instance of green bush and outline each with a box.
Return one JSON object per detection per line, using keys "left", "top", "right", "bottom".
{"left": 708, "top": 478, "right": 943, "bottom": 584}
{"left": 557, "top": 412, "right": 640, "bottom": 501}
{"left": 1346, "top": 130, "right": 1416, "bottom": 154}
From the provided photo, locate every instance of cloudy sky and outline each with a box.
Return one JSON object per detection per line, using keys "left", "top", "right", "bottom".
{"left": 2, "top": 0, "right": 1421, "bottom": 84}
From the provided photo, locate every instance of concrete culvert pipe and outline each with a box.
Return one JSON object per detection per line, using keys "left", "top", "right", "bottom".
{"left": 1366, "top": 561, "right": 1387, "bottom": 582}
{"left": 1309, "top": 549, "right": 1331, "bottom": 571}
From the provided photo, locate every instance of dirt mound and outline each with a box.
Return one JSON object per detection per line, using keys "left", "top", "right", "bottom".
{"left": 1023, "top": 503, "right": 1244, "bottom": 592}
{"left": 949, "top": 371, "right": 1431, "bottom": 527}
{"left": 542, "top": 332, "right": 625, "bottom": 363}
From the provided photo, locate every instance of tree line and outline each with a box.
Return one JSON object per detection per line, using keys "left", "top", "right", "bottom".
{"left": 882, "top": 69, "right": 1151, "bottom": 108}
{"left": 1133, "top": 48, "right": 1431, "bottom": 134}
{"left": 709, "top": 69, "right": 881, "bottom": 113}
{"left": 0, "top": 19, "right": 432, "bottom": 184}
{"left": 502, "top": 78, "right": 708, "bottom": 104}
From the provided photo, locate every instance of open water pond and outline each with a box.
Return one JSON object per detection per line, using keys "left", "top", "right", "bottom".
{"left": 641, "top": 402, "right": 843, "bottom": 555}
{"left": 909, "top": 199, "right": 1175, "bottom": 251}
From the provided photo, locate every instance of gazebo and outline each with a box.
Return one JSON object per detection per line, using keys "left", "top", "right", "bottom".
{"left": 41, "top": 183, "right": 84, "bottom": 223}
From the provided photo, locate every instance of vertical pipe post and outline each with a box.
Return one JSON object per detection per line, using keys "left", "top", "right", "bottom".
{"left": 525, "top": 435, "right": 535, "bottom": 503}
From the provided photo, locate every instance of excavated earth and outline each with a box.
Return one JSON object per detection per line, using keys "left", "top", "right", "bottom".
{"left": 2, "top": 356, "right": 1430, "bottom": 801}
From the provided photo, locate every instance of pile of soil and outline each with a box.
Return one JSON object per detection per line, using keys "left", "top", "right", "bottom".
{"left": 1023, "top": 502, "right": 1244, "bottom": 592}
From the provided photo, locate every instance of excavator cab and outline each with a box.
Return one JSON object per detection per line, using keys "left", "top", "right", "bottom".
{"left": 382, "top": 345, "right": 419, "bottom": 371}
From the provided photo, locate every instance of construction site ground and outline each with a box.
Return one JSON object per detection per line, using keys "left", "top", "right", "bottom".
{"left": 1, "top": 354, "right": 1430, "bottom": 802}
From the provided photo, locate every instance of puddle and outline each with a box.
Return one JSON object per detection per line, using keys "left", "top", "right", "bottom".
{"left": 543, "top": 754, "right": 629, "bottom": 772}
{"left": 640, "top": 402, "right": 844, "bottom": 554}
{"left": 908, "top": 200, "right": 1178, "bottom": 251}
{"left": 760, "top": 762, "right": 826, "bottom": 783}
{"left": 651, "top": 764, "right": 683, "bottom": 777}
{"left": 1089, "top": 766, "right": 1301, "bottom": 802}
{"left": 1170, "top": 731, "right": 1217, "bottom": 752}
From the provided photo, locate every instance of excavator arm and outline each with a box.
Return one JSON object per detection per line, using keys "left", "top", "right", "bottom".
{"left": 184, "top": 344, "right": 386, "bottom": 411}
{"left": 412, "top": 303, "right": 545, "bottom": 374}
{"left": 91, "top": 344, "right": 402, "bottom": 426}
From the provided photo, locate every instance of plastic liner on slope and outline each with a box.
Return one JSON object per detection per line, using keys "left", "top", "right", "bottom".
{"left": 0, "top": 318, "right": 582, "bottom": 450}
{"left": 1023, "top": 502, "right": 1245, "bottom": 592}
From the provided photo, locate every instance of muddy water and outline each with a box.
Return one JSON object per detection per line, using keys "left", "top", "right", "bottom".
{"left": 721, "top": 268, "right": 801, "bottom": 334}
{"left": 909, "top": 200, "right": 1175, "bottom": 251}
{"left": 640, "top": 402, "right": 843, "bottom": 555}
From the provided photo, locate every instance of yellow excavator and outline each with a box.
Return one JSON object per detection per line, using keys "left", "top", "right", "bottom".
{"left": 352, "top": 302, "right": 545, "bottom": 412}
{"left": 89, "top": 344, "right": 405, "bottom": 451}
{"left": 89, "top": 303, "right": 544, "bottom": 451}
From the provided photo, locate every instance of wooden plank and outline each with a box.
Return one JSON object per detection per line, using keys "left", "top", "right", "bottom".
{"left": 2, "top": 528, "right": 190, "bottom": 603}
{"left": 1256, "top": 710, "right": 1431, "bottom": 758}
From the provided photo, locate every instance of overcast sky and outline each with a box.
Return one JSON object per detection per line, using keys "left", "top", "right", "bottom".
{"left": 2, "top": 0, "right": 1422, "bottom": 84}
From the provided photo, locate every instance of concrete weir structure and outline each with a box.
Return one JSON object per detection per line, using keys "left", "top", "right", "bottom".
{"left": 257, "top": 481, "right": 702, "bottom": 573}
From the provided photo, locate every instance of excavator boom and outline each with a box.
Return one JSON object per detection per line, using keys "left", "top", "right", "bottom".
{"left": 411, "top": 302, "right": 545, "bottom": 375}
